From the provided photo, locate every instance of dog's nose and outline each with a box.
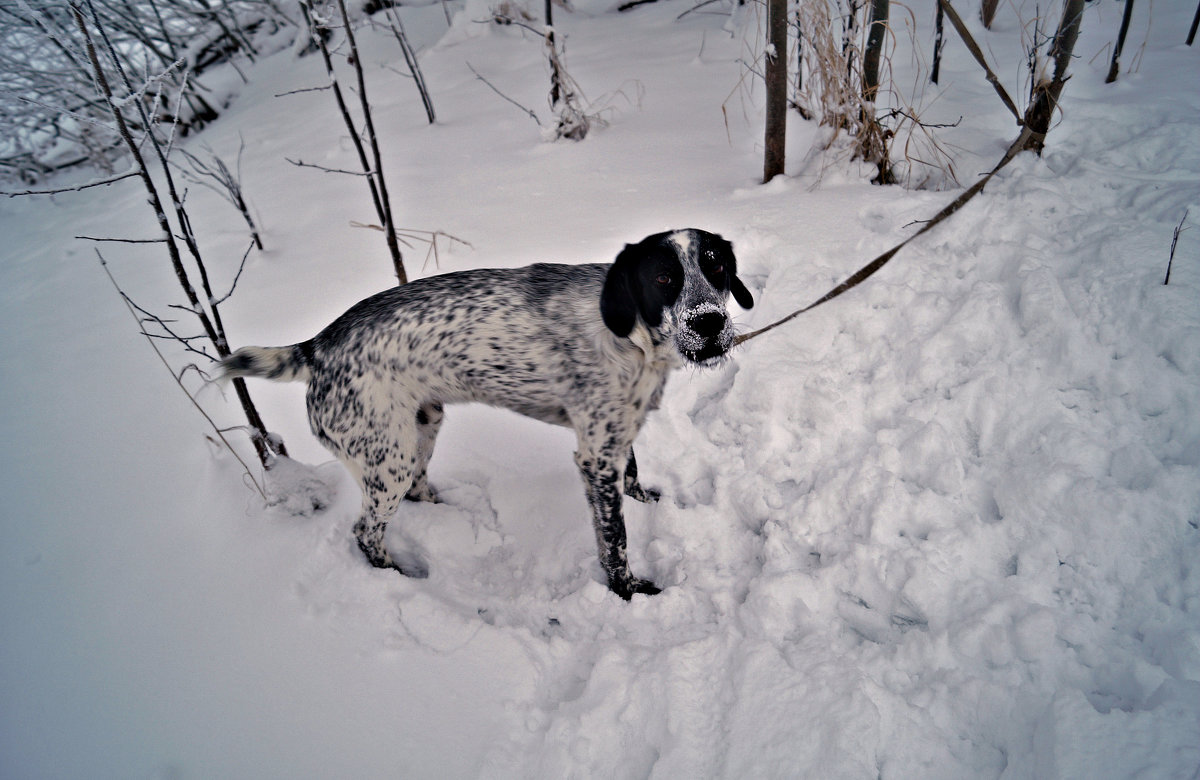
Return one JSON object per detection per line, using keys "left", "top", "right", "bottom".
{"left": 687, "top": 311, "right": 727, "bottom": 339}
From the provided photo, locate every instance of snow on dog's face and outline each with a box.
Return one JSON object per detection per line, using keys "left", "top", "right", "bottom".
{"left": 600, "top": 229, "right": 754, "bottom": 365}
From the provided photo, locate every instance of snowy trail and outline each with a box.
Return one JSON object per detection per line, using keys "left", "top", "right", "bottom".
{"left": 2, "top": 1, "right": 1198, "bottom": 778}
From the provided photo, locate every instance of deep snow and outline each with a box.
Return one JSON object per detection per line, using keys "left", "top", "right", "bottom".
{"left": 1, "top": 0, "right": 1198, "bottom": 778}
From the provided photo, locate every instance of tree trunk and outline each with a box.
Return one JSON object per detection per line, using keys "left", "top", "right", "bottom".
{"left": 932, "top": 0, "right": 945, "bottom": 84}
{"left": 1105, "top": 0, "right": 1135, "bottom": 83}
{"left": 861, "top": 0, "right": 889, "bottom": 102}
{"left": 1021, "top": 0, "right": 1084, "bottom": 155}
{"left": 980, "top": 0, "right": 999, "bottom": 28}
{"left": 762, "top": 0, "right": 787, "bottom": 182}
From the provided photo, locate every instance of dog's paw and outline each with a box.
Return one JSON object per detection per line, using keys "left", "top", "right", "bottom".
{"left": 390, "top": 548, "right": 430, "bottom": 579}
{"left": 609, "top": 575, "right": 662, "bottom": 601}
{"left": 358, "top": 538, "right": 430, "bottom": 579}
{"left": 624, "top": 483, "right": 662, "bottom": 504}
{"left": 404, "top": 481, "right": 441, "bottom": 503}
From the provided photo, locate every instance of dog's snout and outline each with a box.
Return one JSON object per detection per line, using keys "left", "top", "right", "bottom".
{"left": 687, "top": 311, "right": 727, "bottom": 338}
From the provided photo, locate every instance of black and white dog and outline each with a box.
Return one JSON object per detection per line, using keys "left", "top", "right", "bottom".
{"left": 222, "top": 229, "right": 754, "bottom": 600}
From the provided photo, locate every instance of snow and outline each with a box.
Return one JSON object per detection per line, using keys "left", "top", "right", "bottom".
{"left": 2, "top": 1, "right": 1199, "bottom": 778}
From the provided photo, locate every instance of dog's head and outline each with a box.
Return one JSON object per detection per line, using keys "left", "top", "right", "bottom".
{"left": 601, "top": 229, "right": 754, "bottom": 366}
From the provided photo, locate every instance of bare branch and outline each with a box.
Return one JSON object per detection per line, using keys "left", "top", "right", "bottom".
{"left": 286, "top": 157, "right": 375, "bottom": 176}
{"left": 97, "top": 249, "right": 265, "bottom": 500}
{"left": 212, "top": 242, "right": 255, "bottom": 307}
{"left": 467, "top": 62, "right": 542, "bottom": 126}
{"left": 1, "top": 169, "right": 138, "bottom": 197}
{"left": 75, "top": 235, "right": 166, "bottom": 243}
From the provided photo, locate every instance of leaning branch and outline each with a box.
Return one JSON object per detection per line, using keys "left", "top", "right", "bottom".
{"left": 936, "top": 0, "right": 1023, "bottom": 123}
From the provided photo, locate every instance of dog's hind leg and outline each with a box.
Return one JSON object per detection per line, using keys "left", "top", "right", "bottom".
{"left": 335, "top": 415, "right": 430, "bottom": 578}
{"left": 405, "top": 401, "right": 443, "bottom": 503}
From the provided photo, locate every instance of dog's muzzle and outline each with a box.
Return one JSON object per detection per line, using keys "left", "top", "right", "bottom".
{"left": 675, "top": 303, "right": 734, "bottom": 365}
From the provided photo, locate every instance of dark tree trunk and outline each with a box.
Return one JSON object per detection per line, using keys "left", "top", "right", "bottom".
{"left": 862, "top": 0, "right": 889, "bottom": 102}
{"left": 932, "top": 0, "right": 945, "bottom": 84}
{"left": 981, "top": 0, "right": 999, "bottom": 28}
{"left": 1105, "top": 0, "right": 1135, "bottom": 83}
{"left": 1021, "top": 0, "right": 1084, "bottom": 155}
{"left": 762, "top": 0, "right": 788, "bottom": 182}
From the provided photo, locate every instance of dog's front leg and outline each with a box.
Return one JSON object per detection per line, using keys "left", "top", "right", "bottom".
{"left": 575, "top": 442, "right": 661, "bottom": 600}
{"left": 623, "top": 449, "right": 661, "bottom": 504}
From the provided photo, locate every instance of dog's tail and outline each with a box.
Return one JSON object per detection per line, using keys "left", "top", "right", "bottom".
{"left": 219, "top": 343, "right": 313, "bottom": 384}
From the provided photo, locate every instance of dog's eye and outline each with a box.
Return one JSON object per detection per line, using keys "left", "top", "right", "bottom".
{"left": 711, "top": 264, "right": 724, "bottom": 275}
{"left": 655, "top": 273, "right": 672, "bottom": 285}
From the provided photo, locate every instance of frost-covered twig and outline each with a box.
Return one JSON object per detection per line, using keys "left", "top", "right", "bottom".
{"left": 298, "top": 0, "right": 407, "bottom": 284}
{"left": 381, "top": 6, "right": 435, "bottom": 124}
{"left": 176, "top": 140, "right": 263, "bottom": 251}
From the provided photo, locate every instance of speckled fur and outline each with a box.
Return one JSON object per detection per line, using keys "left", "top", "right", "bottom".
{"left": 221, "top": 229, "right": 753, "bottom": 600}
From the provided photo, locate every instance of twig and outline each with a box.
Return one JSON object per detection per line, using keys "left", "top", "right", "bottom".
{"left": 333, "top": 0, "right": 406, "bottom": 284}
{"left": 467, "top": 62, "right": 542, "bottom": 126}
{"left": 617, "top": 0, "right": 660, "bottom": 11}
{"left": 1, "top": 170, "right": 139, "bottom": 198}
{"left": 383, "top": 6, "right": 435, "bottom": 124}
{"left": 676, "top": 0, "right": 726, "bottom": 21}
{"left": 1165, "top": 209, "right": 1189, "bottom": 285}
{"left": 212, "top": 242, "right": 255, "bottom": 307}
{"left": 274, "top": 84, "right": 334, "bottom": 98}
{"left": 75, "top": 235, "right": 166, "bottom": 243}
{"left": 97, "top": 250, "right": 266, "bottom": 500}
{"left": 286, "top": 157, "right": 375, "bottom": 176}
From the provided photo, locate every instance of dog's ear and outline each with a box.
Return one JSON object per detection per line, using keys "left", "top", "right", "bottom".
{"left": 730, "top": 274, "right": 754, "bottom": 309}
{"left": 601, "top": 243, "right": 641, "bottom": 337}
{"left": 710, "top": 234, "right": 754, "bottom": 310}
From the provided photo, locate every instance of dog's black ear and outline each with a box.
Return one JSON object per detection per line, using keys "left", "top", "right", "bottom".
{"left": 601, "top": 243, "right": 641, "bottom": 337}
{"left": 711, "top": 234, "right": 754, "bottom": 310}
{"left": 731, "top": 274, "right": 754, "bottom": 309}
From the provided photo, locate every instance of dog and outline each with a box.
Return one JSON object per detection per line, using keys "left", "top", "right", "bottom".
{"left": 221, "top": 229, "right": 754, "bottom": 600}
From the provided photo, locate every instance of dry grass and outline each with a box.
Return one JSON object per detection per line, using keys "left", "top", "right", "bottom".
{"left": 793, "top": 0, "right": 958, "bottom": 189}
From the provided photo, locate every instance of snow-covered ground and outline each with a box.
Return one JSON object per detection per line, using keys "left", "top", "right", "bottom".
{"left": 2, "top": 1, "right": 1198, "bottom": 777}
